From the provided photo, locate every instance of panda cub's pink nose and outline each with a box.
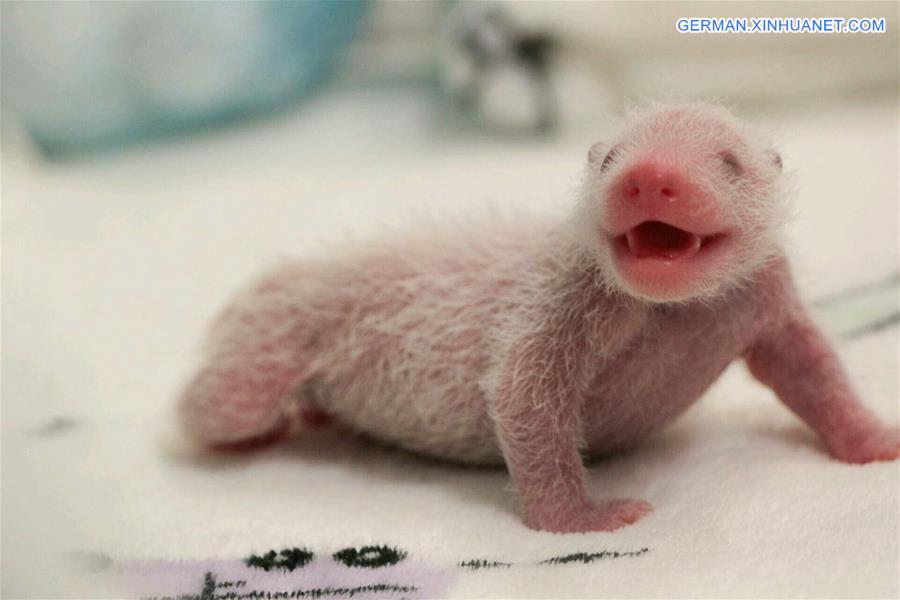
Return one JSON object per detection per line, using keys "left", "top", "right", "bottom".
{"left": 620, "top": 163, "right": 682, "bottom": 204}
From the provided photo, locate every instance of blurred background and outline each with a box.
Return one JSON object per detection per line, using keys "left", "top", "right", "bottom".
{"left": 2, "top": 2, "right": 899, "bottom": 154}
{"left": 2, "top": 1, "right": 898, "bottom": 597}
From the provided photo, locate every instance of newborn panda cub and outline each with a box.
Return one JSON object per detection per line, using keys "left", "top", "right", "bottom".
{"left": 179, "top": 103, "right": 899, "bottom": 533}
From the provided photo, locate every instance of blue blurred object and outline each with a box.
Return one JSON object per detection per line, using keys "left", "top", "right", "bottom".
{"left": 1, "top": 1, "right": 369, "bottom": 157}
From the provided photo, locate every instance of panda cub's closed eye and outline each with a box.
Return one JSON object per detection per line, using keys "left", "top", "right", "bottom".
{"left": 718, "top": 151, "right": 743, "bottom": 178}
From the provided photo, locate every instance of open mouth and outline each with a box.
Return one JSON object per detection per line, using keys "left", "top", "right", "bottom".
{"left": 608, "top": 220, "right": 732, "bottom": 299}
{"left": 615, "top": 221, "right": 726, "bottom": 260}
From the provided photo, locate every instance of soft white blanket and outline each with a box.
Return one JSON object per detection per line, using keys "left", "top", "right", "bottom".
{"left": 2, "top": 94, "right": 897, "bottom": 598}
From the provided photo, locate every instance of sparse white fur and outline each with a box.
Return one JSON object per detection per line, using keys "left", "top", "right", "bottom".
{"left": 181, "top": 102, "right": 792, "bottom": 461}
{"left": 179, "top": 102, "right": 898, "bottom": 533}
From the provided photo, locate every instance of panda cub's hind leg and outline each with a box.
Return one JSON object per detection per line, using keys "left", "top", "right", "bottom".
{"left": 178, "top": 265, "right": 321, "bottom": 446}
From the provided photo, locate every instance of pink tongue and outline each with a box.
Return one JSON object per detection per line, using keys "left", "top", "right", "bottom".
{"left": 625, "top": 221, "right": 701, "bottom": 259}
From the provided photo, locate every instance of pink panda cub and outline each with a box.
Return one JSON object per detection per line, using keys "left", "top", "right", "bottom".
{"left": 179, "top": 102, "right": 899, "bottom": 533}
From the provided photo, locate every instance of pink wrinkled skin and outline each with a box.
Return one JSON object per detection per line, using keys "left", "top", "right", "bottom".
{"left": 178, "top": 103, "right": 899, "bottom": 533}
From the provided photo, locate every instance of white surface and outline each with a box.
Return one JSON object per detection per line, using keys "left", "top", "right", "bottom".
{"left": 2, "top": 91, "right": 898, "bottom": 598}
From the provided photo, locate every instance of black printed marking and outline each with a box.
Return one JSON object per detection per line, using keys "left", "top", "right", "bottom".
{"left": 212, "top": 583, "right": 416, "bottom": 599}
{"left": 200, "top": 572, "right": 217, "bottom": 600}
{"left": 216, "top": 580, "right": 247, "bottom": 589}
{"left": 245, "top": 548, "right": 314, "bottom": 572}
{"left": 458, "top": 559, "right": 512, "bottom": 570}
{"left": 139, "top": 542, "right": 655, "bottom": 600}
{"left": 146, "top": 582, "right": 415, "bottom": 600}
{"left": 541, "top": 547, "right": 650, "bottom": 565}
{"left": 32, "top": 416, "right": 79, "bottom": 437}
{"left": 332, "top": 545, "right": 407, "bottom": 568}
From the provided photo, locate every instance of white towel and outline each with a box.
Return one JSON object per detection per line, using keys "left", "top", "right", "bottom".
{"left": 2, "top": 94, "right": 897, "bottom": 598}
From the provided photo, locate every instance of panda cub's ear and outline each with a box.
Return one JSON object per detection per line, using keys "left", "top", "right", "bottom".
{"left": 587, "top": 141, "right": 606, "bottom": 164}
{"left": 770, "top": 149, "right": 783, "bottom": 172}
{"left": 589, "top": 142, "right": 625, "bottom": 173}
